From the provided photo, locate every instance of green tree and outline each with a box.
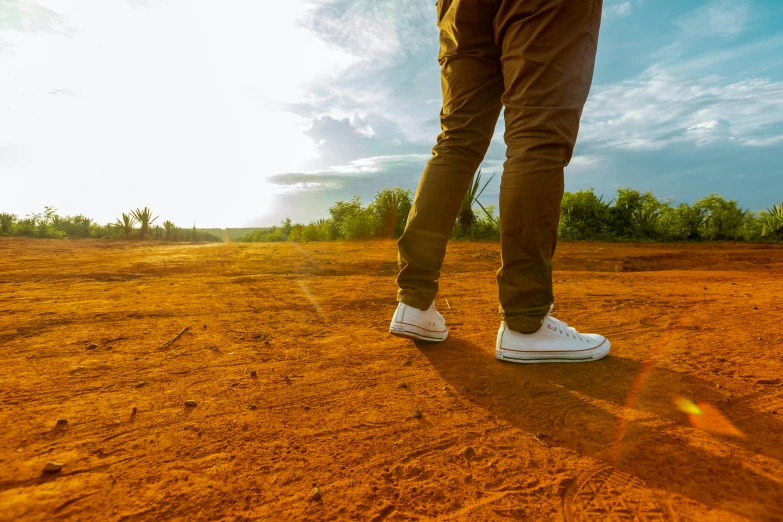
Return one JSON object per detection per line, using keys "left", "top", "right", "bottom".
{"left": 694, "top": 194, "right": 748, "bottom": 240}
{"left": 328, "top": 197, "right": 363, "bottom": 226}
{"left": 671, "top": 203, "right": 707, "bottom": 240}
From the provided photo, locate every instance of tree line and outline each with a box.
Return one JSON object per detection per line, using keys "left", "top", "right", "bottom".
{"left": 2, "top": 180, "right": 781, "bottom": 243}
{"left": 238, "top": 177, "right": 782, "bottom": 243}
{"left": 0, "top": 206, "right": 220, "bottom": 242}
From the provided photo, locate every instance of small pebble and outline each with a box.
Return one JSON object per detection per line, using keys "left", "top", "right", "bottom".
{"left": 412, "top": 407, "right": 422, "bottom": 418}
{"left": 134, "top": 381, "right": 147, "bottom": 388}
{"left": 250, "top": 370, "right": 258, "bottom": 378}
{"left": 248, "top": 403, "right": 257, "bottom": 410}
{"left": 56, "top": 418, "right": 68, "bottom": 426}
{"left": 537, "top": 432, "right": 548, "bottom": 439}
{"left": 310, "top": 487, "right": 322, "bottom": 501}
{"left": 304, "top": 406, "right": 310, "bottom": 411}
{"left": 184, "top": 400, "right": 197, "bottom": 407}
{"left": 43, "top": 462, "right": 63, "bottom": 473}
{"left": 132, "top": 407, "right": 137, "bottom": 415}
{"left": 87, "top": 344, "right": 97, "bottom": 350}
{"left": 399, "top": 382, "right": 408, "bottom": 389}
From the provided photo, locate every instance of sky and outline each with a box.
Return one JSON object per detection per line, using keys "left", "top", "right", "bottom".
{"left": 1, "top": 0, "right": 782, "bottom": 227}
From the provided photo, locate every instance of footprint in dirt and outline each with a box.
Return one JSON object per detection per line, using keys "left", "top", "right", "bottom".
{"left": 563, "top": 466, "right": 676, "bottom": 521}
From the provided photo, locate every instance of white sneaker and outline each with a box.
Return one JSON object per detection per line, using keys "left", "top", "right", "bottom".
{"left": 389, "top": 302, "right": 448, "bottom": 342}
{"left": 495, "top": 314, "right": 609, "bottom": 363}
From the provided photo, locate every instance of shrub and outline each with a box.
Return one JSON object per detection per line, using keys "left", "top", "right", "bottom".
{"left": 759, "top": 203, "right": 783, "bottom": 239}
{"left": 12, "top": 207, "right": 65, "bottom": 238}
{"left": 329, "top": 198, "right": 363, "bottom": 227}
{"left": 373, "top": 188, "right": 412, "bottom": 238}
{"left": 327, "top": 196, "right": 380, "bottom": 239}
{"left": 452, "top": 204, "right": 500, "bottom": 240}
{"left": 559, "top": 189, "right": 611, "bottom": 239}
{"left": 740, "top": 213, "right": 763, "bottom": 240}
{"left": 694, "top": 194, "right": 748, "bottom": 240}
{"left": 289, "top": 221, "right": 330, "bottom": 242}
{"left": 661, "top": 203, "right": 706, "bottom": 240}
{"left": 0, "top": 213, "right": 16, "bottom": 235}
{"left": 457, "top": 169, "right": 493, "bottom": 230}
{"left": 341, "top": 209, "right": 380, "bottom": 239}
{"left": 609, "top": 188, "right": 664, "bottom": 239}
{"left": 53, "top": 215, "right": 94, "bottom": 238}
{"left": 238, "top": 225, "right": 288, "bottom": 242}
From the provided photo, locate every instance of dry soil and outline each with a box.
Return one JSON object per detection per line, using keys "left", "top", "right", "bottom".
{"left": 1, "top": 238, "right": 782, "bottom": 521}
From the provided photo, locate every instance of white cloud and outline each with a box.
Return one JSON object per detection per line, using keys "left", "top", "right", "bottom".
{"left": 580, "top": 73, "right": 783, "bottom": 151}
{"left": 325, "top": 154, "right": 429, "bottom": 175}
{"left": 743, "top": 135, "right": 783, "bottom": 147}
{"left": 298, "top": 0, "right": 438, "bottom": 143}
{"left": 304, "top": 0, "right": 433, "bottom": 67}
{"left": 568, "top": 155, "right": 603, "bottom": 167}
{"left": 603, "top": 1, "right": 632, "bottom": 21}
{"left": 676, "top": 0, "right": 749, "bottom": 38}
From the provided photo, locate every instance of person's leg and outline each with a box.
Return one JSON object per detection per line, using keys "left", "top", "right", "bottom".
{"left": 494, "top": 0, "right": 602, "bottom": 333}
{"left": 396, "top": 0, "right": 504, "bottom": 311}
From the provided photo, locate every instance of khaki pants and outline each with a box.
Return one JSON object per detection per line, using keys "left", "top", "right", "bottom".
{"left": 397, "top": 0, "right": 602, "bottom": 333}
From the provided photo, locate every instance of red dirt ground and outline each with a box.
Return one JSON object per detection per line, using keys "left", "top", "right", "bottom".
{"left": 1, "top": 238, "right": 782, "bottom": 521}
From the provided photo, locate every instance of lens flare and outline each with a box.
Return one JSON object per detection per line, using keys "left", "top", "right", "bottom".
{"left": 674, "top": 397, "right": 745, "bottom": 438}
{"left": 674, "top": 397, "right": 702, "bottom": 415}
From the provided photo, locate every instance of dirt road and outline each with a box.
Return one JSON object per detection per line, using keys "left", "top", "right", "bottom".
{"left": 1, "top": 238, "right": 782, "bottom": 521}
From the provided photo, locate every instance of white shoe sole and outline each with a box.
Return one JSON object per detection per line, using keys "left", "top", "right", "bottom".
{"left": 495, "top": 338, "right": 610, "bottom": 364}
{"left": 389, "top": 321, "right": 448, "bottom": 342}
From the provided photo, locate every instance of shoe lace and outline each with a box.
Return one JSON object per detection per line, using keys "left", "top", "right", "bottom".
{"left": 430, "top": 304, "right": 445, "bottom": 325}
{"left": 548, "top": 315, "right": 589, "bottom": 342}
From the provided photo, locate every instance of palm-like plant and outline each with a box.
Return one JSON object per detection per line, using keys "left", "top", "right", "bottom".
{"left": 760, "top": 203, "right": 783, "bottom": 238}
{"left": 163, "top": 220, "right": 176, "bottom": 241}
{"left": 0, "top": 213, "right": 17, "bottom": 234}
{"left": 116, "top": 213, "right": 137, "bottom": 237}
{"left": 130, "top": 207, "right": 159, "bottom": 238}
{"left": 458, "top": 169, "right": 495, "bottom": 229}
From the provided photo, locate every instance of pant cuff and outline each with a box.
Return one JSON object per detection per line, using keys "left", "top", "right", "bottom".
{"left": 397, "top": 291, "right": 435, "bottom": 312}
{"left": 502, "top": 314, "right": 546, "bottom": 335}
